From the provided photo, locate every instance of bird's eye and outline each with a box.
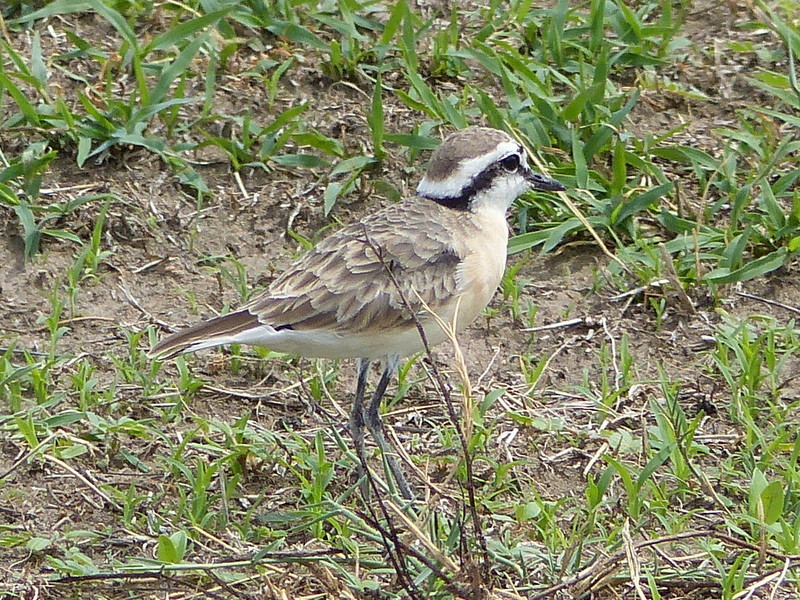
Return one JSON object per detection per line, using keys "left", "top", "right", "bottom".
{"left": 501, "top": 154, "right": 520, "bottom": 172}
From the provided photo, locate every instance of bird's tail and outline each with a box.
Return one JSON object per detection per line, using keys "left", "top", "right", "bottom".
{"left": 149, "top": 309, "right": 262, "bottom": 359}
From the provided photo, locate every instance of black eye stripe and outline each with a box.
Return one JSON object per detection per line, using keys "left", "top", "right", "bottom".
{"left": 428, "top": 159, "right": 520, "bottom": 210}
{"left": 423, "top": 150, "right": 528, "bottom": 210}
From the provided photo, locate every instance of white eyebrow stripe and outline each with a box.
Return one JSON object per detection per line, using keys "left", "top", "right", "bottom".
{"left": 415, "top": 141, "right": 520, "bottom": 199}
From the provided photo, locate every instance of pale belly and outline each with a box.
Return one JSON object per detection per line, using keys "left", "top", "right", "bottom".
{"left": 258, "top": 298, "right": 486, "bottom": 359}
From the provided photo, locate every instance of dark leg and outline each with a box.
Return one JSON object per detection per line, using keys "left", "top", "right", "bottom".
{"left": 350, "top": 357, "right": 371, "bottom": 493}
{"left": 364, "top": 356, "right": 412, "bottom": 499}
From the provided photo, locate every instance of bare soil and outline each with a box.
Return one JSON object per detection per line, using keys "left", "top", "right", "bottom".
{"left": 1, "top": 0, "right": 798, "bottom": 598}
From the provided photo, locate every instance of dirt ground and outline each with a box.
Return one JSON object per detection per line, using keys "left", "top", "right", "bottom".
{"left": 2, "top": 0, "right": 800, "bottom": 598}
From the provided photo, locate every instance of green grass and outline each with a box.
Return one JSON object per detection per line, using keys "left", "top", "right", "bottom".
{"left": 2, "top": 0, "right": 800, "bottom": 598}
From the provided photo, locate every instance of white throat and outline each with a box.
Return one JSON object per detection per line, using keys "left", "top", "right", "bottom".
{"left": 469, "top": 173, "right": 530, "bottom": 214}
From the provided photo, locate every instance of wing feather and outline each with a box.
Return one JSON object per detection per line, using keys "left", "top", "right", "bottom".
{"left": 246, "top": 201, "right": 462, "bottom": 333}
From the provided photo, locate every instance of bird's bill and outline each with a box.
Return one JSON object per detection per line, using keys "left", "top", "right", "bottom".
{"left": 525, "top": 170, "right": 565, "bottom": 192}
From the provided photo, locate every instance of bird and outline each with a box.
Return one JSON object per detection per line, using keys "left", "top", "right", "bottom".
{"left": 150, "top": 126, "right": 565, "bottom": 499}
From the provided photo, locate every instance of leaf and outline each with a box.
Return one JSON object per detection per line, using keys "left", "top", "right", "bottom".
{"left": 380, "top": 0, "right": 407, "bottom": 45}
{"left": 41, "top": 229, "right": 83, "bottom": 245}
{"left": 0, "top": 69, "right": 41, "bottom": 126}
{"left": 760, "top": 183, "right": 785, "bottom": 229}
{"left": 703, "top": 248, "right": 787, "bottom": 285}
{"left": 475, "top": 89, "right": 505, "bottom": 129}
{"left": 88, "top": 132, "right": 166, "bottom": 160}
{"left": 174, "top": 163, "right": 210, "bottom": 194}
{"left": 757, "top": 107, "right": 800, "bottom": 130}
{"left": 571, "top": 128, "right": 588, "bottom": 189}
{"left": 157, "top": 535, "right": 179, "bottom": 564}
{"left": 612, "top": 182, "right": 673, "bottom": 225}
{"left": 144, "top": 7, "right": 232, "bottom": 54}
{"left": 368, "top": 74, "right": 385, "bottom": 159}
{"left": 6, "top": 0, "right": 90, "bottom": 24}
{"left": 395, "top": 89, "right": 438, "bottom": 118}
{"left": 400, "top": 2, "right": 420, "bottom": 72}
{"left": 404, "top": 68, "right": 445, "bottom": 120}
{"left": 149, "top": 33, "right": 211, "bottom": 107}
{"left": 508, "top": 217, "right": 590, "bottom": 255}
{"left": 456, "top": 46, "right": 503, "bottom": 77}
{"left": 26, "top": 537, "right": 51, "bottom": 552}
{"left": 170, "top": 531, "right": 187, "bottom": 561}
{"left": 588, "top": 0, "right": 605, "bottom": 51}
{"left": 612, "top": 0, "right": 643, "bottom": 41}
{"left": 271, "top": 154, "right": 329, "bottom": 168}
{"left": 515, "top": 501, "right": 541, "bottom": 523}
{"left": 561, "top": 83, "right": 602, "bottom": 122}
{"left": 156, "top": 531, "right": 187, "bottom": 564}
{"left": 658, "top": 208, "right": 721, "bottom": 235}
{"left": 13, "top": 203, "right": 41, "bottom": 261}
{"left": 719, "top": 230, "right": 751, "bottom": 270}
{"left": 324, "top": 182, "right": 343, "bottom": 216}
{"left": 330, "top": 155, "right": 376, "bottom": 177}
{"left": 30, "top": 32, "right": 48, "bottom": 88}
{"left": 44, "top": 411, "right": 86, "bottom": 427}
{"left": 508, "top": 229, "right": 552, "bottom": 254}
{"left": 59, "top": 443, "right": 88, "bottom": 459}
{"left": 480, "top": 389, "right": 505, "bottom": 415}
{"left": 610, "top": 138, "right": 626, "bottom": 197}
{"left": 637, "top": 444, "right": 673, "bottom": 487}
{"left": 761, "top": 480, "right": 785, "bottom": 525}
{"left": 127, "top": 98, "right": 195, "bottom": 130}
{"left": 0, "top": 183, "right": 19, "bottom": 207}
{"left": 85, "top": 0, "right": 138, "bottom": 52}
{"left": 651, "top": 145, "right": 720, "bottom": 169}
{"left": 77, "top": 136, "right": 92, "bottom": 167}
{"left": 749, "top": 467, "right": 768, "bottom": 515}
{"left": 262, "top": 103, "right": 309, "bottom": 135}
{"left": 293, "top": 131, "right": 344, "bottom": 158}
{"left": 280, "top": 24, "right": 329, "bottom": 51}
{"left": 583, "top": 91, "right": 640, "bottom": 161}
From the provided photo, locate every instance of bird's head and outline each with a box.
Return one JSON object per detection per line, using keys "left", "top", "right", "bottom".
{"left": 416, "top": 126, "right": 564, "bottom": 213}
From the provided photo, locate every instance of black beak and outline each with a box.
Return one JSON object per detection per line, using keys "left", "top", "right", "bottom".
{"left": 525, "top": 169, "right": 565, "bottom": 192}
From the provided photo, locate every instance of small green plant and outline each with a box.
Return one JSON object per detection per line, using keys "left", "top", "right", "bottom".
{"left": 157, "top": 530, "right": 189, "bottom": 564}
{"left": 710, "top": 315, "right": 800, "bottom": 426}
{"left": 41, "top": 285, "right": 69, "bottom": 360}
{"left": 500, "top": 258, "right": 531, "bottom": 322}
